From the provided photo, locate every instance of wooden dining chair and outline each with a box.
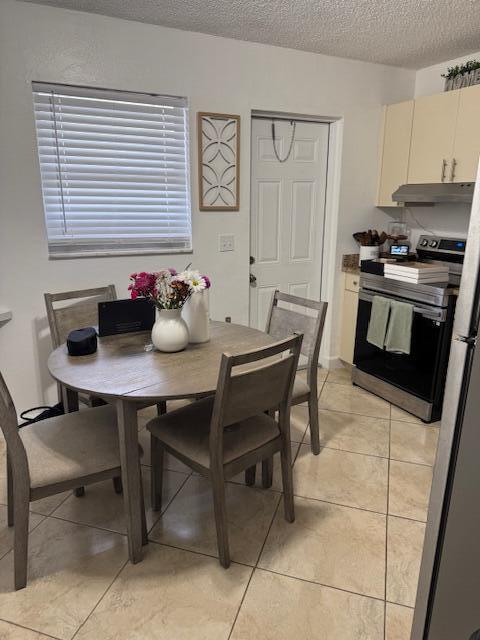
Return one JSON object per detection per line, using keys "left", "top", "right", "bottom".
{"left": 44, "top": 285, "right": 117, "bottom": 408}
{"left": 44, "top": 285, "right": 126, "bottom": 495}
{"left": 44, "top": 285, "right": 166, "bottom": 413}
{"left": 247, "top": 291, "right": 328, "bottom": 488}
{"left": 0, "top": 371, "right": 146, "bottom": 590}
{"left": 147, "top": 334, "right": 303, "bottom": 568}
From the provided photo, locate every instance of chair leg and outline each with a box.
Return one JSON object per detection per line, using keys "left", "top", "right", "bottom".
{"left": 7, "top": 454, "right": 14, "bottom": 527}
{"left": 13, "top": 488, "right": 30, "bottom": 590}
{"left": 157, "top": 401, "right": 167, "bottom": 416}
{"left": 150, "top": 435, "right": 164, "bottom": 512}
{"left": 261, "top": 457, "right": 273, "bottom": 488}
{"left": 90, "top": 396, "right": 107, "bottom": 407}
{"left": 113, "top": 476, "right": 123, "bottom": 494}
{"left": 280, "top": 443, "right": 295, "bottom": 523}
{"left": 211, "top": 475, "right": 230, "bottom": 568}
{"left": 63, "top": 387, "right": 86, "bottom": 497}
{"left": 245, "top": 466, "right": 256, "bottom": 486}
{"left": 261, "top": 408, "right": 275, "bottom": 488}
{"left": 308, "top": 394, "right": 320, "bottom": 455}
{"left": 139, "top": 468, "right": 148, "bottom": 546}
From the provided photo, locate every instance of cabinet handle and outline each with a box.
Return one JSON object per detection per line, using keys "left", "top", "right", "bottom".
{"left": 450, "top": 158, "right": 457, "bottom": 182}
{"left": 441, "top": 159, "right": 447, "bottom": 182}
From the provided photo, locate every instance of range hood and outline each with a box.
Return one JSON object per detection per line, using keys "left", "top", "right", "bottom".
{"left": 392, "top": 182, "right": 474, "bottom": 205}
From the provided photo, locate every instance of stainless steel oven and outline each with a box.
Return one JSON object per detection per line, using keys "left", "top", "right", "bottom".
{"left": 352, "top": 236, "right": 465, "bottom": 423}
{"left": 353, "top": 282, "right": 455, "bottom": 422}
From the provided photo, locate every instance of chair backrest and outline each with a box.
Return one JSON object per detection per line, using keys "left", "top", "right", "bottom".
{"left": 0, "top": 373, "right": 29, "bottom": 484}
{"left": 44, "top": 285, "right": 117, "bottom": 348}
{"left": 209, "top": 334, "right": 303, "bottom": 466}
{"left": 266, "top": 290, "right": 328, "bottom": 391}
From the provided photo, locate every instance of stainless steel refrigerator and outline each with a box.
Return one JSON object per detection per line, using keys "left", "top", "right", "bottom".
{"left": 412, "top": 161, "right": 480, "bottom": 640}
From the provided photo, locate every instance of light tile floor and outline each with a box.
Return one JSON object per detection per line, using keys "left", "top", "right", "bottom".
{"left": 0, "top": 369, "right": 439, "bottom": 639}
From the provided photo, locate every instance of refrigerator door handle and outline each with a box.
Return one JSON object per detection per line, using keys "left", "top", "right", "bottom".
{"left": 454, "top": 334, "right": 477, "bottom": 345}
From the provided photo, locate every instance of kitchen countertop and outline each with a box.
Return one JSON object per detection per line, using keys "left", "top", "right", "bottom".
{"left": 342, "top": 254, "right": 360, "bottom": 274}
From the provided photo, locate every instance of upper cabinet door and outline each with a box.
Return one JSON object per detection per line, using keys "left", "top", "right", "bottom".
{"left": 452, "top": 84, "right": 480, "bottom": 183}
{"left": 376, "top": 100, "right": 414, "bottom": 206}
{"left": 408, "top": 91, "right": 460, "bottom": 184}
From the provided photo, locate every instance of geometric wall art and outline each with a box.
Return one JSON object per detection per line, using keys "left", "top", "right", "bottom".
{"left": 197, "top": 112, "right": 240, "bottom": 211}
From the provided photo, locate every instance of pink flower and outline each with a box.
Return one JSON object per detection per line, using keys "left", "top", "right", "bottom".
{"left": 168, "top": 267, "right": 177, "bottom": 276}
{"left": 129, "top": 271, "right": 157, "bottom": 298}
{"left": 202, "top": 275, "right": 211, "bottom": 289}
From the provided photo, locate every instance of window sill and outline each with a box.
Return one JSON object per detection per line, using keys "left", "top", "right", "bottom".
{"left": 48, "top": 248, "right": 194, "bottom": 260}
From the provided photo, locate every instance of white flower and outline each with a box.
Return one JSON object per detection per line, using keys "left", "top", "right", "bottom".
{"left": 176, "top": 269, "right": 199, "bottom": 282}
{"left": 189, "top": 277, "right": 207, "bottom": 292}
{"left": 176, "top": 269, "right": 207, "bottom": 292}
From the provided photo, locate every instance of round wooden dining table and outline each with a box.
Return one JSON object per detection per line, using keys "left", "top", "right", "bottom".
{"left": 47, "top": 320, "right": 274, "bottom": 564}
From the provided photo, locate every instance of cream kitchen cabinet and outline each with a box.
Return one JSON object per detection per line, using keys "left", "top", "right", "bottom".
{"left": 452, "top": 84, "right": 480, "bottom": 182}
{"left": 377, "top": 85, "right": 480, "bottom": 200}
{"left": 408, "top": 90, "right": 460, "bottom": 184}
{"left": 339, "top": 273, "right": 359, "bottom": 365}
{"left": 376, "top": 100, "right": 414, "bottom": 206}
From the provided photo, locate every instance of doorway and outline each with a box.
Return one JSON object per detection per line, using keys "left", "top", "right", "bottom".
{"left": 249, "top": 115, "right": 330, "bottom": 329}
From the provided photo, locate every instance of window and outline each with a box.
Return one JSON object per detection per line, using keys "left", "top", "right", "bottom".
{"left": 32, "top": 83, "right": 191, "bottom": 258}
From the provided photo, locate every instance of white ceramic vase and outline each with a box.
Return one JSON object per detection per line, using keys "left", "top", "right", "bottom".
{"left": 151, "top": 308, "right": 189, "bottom": 352}
{"left": 181, "top": 290, "right": 210, "bottom": 343}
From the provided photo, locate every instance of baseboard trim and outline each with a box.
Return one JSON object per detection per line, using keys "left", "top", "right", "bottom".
{"left": 320, "top": 354, "right": 343, "bottom": 370}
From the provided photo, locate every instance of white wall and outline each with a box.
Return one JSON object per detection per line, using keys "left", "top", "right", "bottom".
{"left": 402, "top": 206, "right": 471, "bottom": 249}
{"left": 0, "top": 0, "right": 415, "bottom": 411}
{"left": 415, "top": 51, "right": 480, "bottom": 97}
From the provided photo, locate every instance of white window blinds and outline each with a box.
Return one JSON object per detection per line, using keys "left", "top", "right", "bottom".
{"left": 32, "top": 82, "right": 192, "bottom": 258}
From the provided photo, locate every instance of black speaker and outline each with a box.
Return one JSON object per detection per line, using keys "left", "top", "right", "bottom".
{"left": 66, "top": 327, "right": 97, "bottom": 356}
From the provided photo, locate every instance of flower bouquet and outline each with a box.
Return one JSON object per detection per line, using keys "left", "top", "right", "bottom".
{"left": 128, "top": 268, "right": 211, "bottom": 351}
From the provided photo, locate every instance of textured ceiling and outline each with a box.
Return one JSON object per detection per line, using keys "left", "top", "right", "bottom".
{"left": 22, "top": 0, "right": 480, "bottom": 69}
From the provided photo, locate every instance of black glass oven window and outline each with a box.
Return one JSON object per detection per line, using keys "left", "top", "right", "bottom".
{"left": 353, "top": 298, "right": 448, "bottom": 402}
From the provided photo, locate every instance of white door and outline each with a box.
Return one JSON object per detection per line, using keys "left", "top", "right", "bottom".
{"left": 249, "top": 118, "right": 329, "bottom": 329}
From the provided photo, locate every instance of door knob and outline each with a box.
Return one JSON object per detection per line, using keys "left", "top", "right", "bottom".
{"left": 249, "top": 273, "right": 257, "bottom": 285}
{"left": 250, "top": 256, "right": 255, "bottom": 265}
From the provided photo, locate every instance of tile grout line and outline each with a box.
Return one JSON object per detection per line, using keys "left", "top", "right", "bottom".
{"left": 282, "top": 491, "right": 427, "bottom": 525}
{"left": 147, "top": 537, "right": 254, "bottom": 568}
{"left": 300, "top": 441, "right": 435, "bottom": 467}
{"left": 318, "top": 407, "right": 391, "bottom": 420}
{"left": 35, "top": 469, "right": 428, "bottom": 547}
{"left": 42, "top": 470, "right": 190, "bottom": 540}
{"left": 146, "top": 468, "right": 191, "bottom": 536}
{"left": 147, "top": 533, "right": 400, "bottom": 609}
{"left": 29, "top": 491, "right": 72, "bottom": 518}
{"left": 227, "top": 493, "right": 283, "bottom": 640}
{"left": 0, "top": 512, "right": 48, "bottom": 563}
{"left": 70, "top": 557, "right": 129, "bottom": 640}
{"left": 0, "top": 617, "right": 62, "bottom": 640}
{"left": 385, "top": 599, "right": 414, "bottom": 609}
{"left": 300, "top": 441, "right": 392, "bottom": 463}
{"left": 255, "top": 565, "right": 387, "bottom": 605}
{"left": 226, "top": 567, "right": 255, "bottom": 640}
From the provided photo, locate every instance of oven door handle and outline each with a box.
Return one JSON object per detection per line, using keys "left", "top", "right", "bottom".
{"left": 358, "top": 291, "right": 447, "bottom": 322}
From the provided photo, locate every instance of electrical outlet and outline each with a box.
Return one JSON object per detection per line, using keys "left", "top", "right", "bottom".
{"left": 219, "top": 234, "right": 235, "bottom": 252}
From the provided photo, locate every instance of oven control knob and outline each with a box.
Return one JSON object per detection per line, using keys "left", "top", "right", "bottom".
{"left": 420, "top": 239, "right": 429, "bottom": 246}
{"left": 429, "top": 240, "right": 438, "bottom": 248}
